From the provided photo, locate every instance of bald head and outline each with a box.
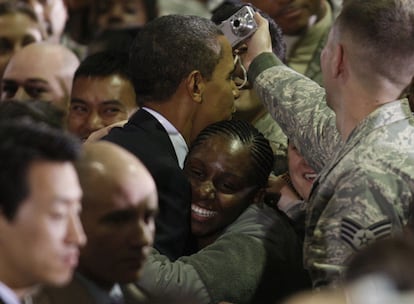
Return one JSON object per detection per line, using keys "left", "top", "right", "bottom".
{"left": 1, "top": 42, "right": 79, "bottom": 112}
{"left": 75, "top": 141, "right": 158, "bottom": 289}
{"left": 76, "top": 141, "right": 156, "bottom": 201}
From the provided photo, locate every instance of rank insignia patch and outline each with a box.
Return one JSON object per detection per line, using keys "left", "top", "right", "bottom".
{"left": 340, "top": 217, "right": 392, "bottom": 251}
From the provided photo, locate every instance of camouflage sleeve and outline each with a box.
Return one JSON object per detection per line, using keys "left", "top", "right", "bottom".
{"left": 248, "top": 52, "right": 341, "bottom": 172}
{"left": 306, "top": 167, "right": 406, "bottom": 287}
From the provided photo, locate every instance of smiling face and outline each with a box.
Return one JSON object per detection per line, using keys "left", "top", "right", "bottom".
{"left": 288, "top": 142, "right": 316, "bottom": 200}
{"left": 184, "top": 135, "right": 260, "bottom": 247}
{"left": 77, "top": 147, "right": 158, "bottom": 289}
{"left": 67, "top": 75, "right": 137, "bottom": 141}
{"left": 0, "top": 161, "right": 85, "bottom": 287}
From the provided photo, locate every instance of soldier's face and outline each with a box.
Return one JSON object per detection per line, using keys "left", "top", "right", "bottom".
{"left": 288, "top": 142, "right": 316, "bottom": 200}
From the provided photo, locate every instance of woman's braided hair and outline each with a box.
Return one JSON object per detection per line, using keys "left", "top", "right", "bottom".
{"left": 188, "top": 120, "right": 274, "bottom": 187}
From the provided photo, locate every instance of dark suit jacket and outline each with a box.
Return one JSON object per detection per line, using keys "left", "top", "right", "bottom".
{"left": 33, "top": 275, "right": 147, "bottom": 304}
{"left": 103, "top": 109, "right": 192, "bottom": 260}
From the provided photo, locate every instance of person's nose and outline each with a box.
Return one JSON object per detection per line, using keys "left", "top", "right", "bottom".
{"left": 128, "top": 217, "right": 155, "bottom": 248}
{"left": 232, "top": 81, "right": 240, "bottom": 100}
{"left": 85, "top": 111, "right": 105, "bottom": 133}
{"left": 106, "top": 4, "right": 125, "bottom": 24}
{"left": 13, "top": 86, "right": 31, "bottom": 101}
{"left": 66, "top": 212, "right": 87, "bottom": 247}
{"left": 197, "top": 180, "right": 216, "bottom": 201}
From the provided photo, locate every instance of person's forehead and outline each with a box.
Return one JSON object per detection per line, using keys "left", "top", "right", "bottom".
{"left": 0, "top": 13, "right": 40, "bottom": 33}
{"left": 5, "top": 52, "right": 63, "bottom": 83}
{"left": 71, "top": 75, "right": 135, "bottom": 104}
{"left": 73, "top": 74, "right": 132, "bottom": 90}
{"left": 84, "top": 173, "right": 155, "bottom": 214}
{"left": 191, "top": 136, "right": 248, "bottom": 162}
{"left": 27, "top": 161, "right": 82, "bottom": 199}
{"left": 215, "top": 36, "right": 234, "bottom": 71}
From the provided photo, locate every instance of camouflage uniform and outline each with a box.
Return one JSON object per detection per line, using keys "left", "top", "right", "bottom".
{"left": 254, "top": 112, "right": 288, "bottom": 175}
{"left": 248, "top": 53, "right": 414, "bottom": 287}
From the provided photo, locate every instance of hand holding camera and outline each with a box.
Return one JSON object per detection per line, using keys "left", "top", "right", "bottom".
{"left": 218, "top": 6, "right": 258, "bottom": 48}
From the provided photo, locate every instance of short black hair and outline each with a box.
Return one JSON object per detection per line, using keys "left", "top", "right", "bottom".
{"left": 0, "top": 100, "right": 65, "bottom": 129}
{"left": 74, "top": 50, "right": 131, "bottom": 82}
{"left": 87, "top": 27, "right": 140, "bottom": 56}
{"left": 129, "top": 14, "right": 223, "bottom": 105}
{"left": 0, "top": 120, "right": 81, "bottom": 220}
{"left": 211, "top": 0, "right": 286, "bottom": 61}
{"left": 142, "top": 0, "right": 158, "bottom": 22}
{"left": 188, "top": 120, "right": 274, "bottom": 187}
{"left": 336, "top": 0, "right": 414, "bottom": 84}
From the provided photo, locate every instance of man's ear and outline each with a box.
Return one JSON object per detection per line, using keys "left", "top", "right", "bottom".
{"left": 186, "top": 70, "right": 205, "bottom": 103}
{"left": 332, "top": 43, "right": 345, "bottom": 79}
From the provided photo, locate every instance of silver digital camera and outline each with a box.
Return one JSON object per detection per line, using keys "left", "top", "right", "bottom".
{"left": 219, "top": 6, "right": 258, "bottom": 48}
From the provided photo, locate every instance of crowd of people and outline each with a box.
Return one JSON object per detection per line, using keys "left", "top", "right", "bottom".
{"left": 1, "top": 0, "right": 414, "bottom": 303}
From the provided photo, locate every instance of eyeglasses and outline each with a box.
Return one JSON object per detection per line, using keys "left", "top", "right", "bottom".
{"left": 233, "top": 54, "right": 249, "bottom": 89}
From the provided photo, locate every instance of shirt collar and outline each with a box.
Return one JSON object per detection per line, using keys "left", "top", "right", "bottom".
{"left": 142, "top": 107, "right": 189, "bottom": 168}
{"left": 0, "top": 282, "right": 21, "bottom": 304}
{"left": 75, "top": 273, "right": 120, "bottom": 304}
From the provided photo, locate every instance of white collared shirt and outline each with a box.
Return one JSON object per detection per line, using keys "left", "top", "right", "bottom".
{"left": 142, "top": 107, "right": 188, "bottom": 169}
{"left": 0, "top": 282, "right": 20, "bottom": 304}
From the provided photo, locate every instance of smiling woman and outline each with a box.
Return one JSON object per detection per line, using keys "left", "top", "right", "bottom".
{"left": 135, "top": 120, "right": 310, "bottom": 304}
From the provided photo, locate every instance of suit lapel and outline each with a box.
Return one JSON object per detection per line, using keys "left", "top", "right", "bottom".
{"left": 127, "top": 109, "right": 180, "bottom": 164}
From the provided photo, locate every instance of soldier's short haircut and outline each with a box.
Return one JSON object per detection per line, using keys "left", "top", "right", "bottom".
{"left": 336, "top": 0, "right": 414, "bottom": 83}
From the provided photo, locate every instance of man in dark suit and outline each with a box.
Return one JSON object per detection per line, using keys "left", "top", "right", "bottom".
{"left": 104, "top": 14, "right": 239, "bottom": 260}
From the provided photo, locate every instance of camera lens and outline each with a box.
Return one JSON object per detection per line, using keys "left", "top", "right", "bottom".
{"left": 231, "top": 16, "right": 253, "bottom": 36}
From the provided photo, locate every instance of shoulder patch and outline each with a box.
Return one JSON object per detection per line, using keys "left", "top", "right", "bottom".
{"left": 340, "top": 217, "right": 392, "bottom": 251}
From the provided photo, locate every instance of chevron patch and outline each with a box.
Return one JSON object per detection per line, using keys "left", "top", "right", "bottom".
{"left": 340, "top": 217, "right": 392, "bottom": 251}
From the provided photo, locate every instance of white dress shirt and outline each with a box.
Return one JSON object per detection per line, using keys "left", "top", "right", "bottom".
{"left": 142, "top": 107, "right": 188, "bottom": 169}
{"left": 0, "top": 282, "right": 20, "bottom": 304}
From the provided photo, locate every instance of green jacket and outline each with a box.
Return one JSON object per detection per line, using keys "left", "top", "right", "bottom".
{"left": 137, "top": 204, "right": 310, "bottom": 304}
